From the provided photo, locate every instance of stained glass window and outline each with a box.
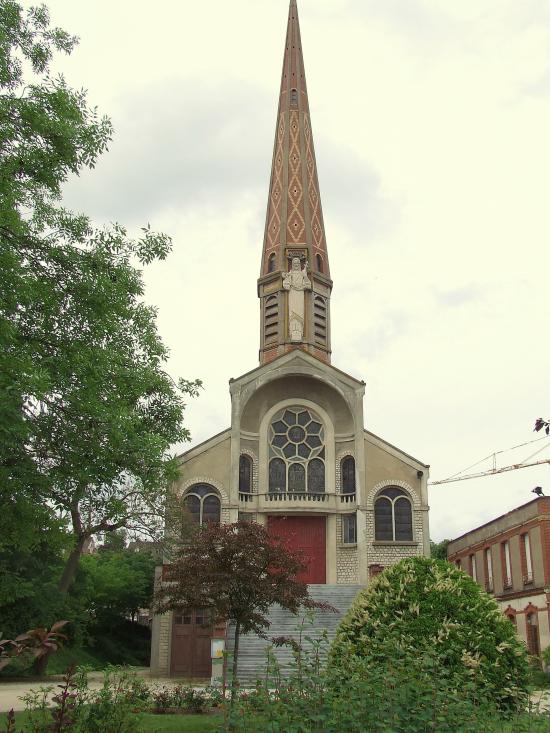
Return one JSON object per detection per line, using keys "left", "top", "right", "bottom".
{"left": 308, "top": 458, "right": 325, "bottom": 493}
{"left": 268, "top": 406, "right": 326, "bottom": 494}
{"left": 269, "top": 458, "right": 286, "bottom": 493}
{"left": 341, "top": 456, "right": 356, "bottom": 494}
{"left": 239, "top": 455, "right": 252, "bottom": 494}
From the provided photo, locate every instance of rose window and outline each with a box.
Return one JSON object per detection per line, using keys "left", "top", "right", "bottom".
{"left": 269, "top": 407, "right": 325, "bottom": 493}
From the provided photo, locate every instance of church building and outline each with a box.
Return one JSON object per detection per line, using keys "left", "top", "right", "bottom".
{"left": 150, "top": 0, "right": 430, "bottom": 679}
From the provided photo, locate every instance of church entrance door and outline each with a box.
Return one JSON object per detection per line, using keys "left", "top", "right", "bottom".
{"left": 170, "top": 609, "right": 212, "bottom": 678}
{"left": 268, "top": 515, "right": 326, "bottom": 583}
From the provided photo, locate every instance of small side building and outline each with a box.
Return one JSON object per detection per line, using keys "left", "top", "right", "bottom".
{"left": 447, "top": 497, "right": 550, "bottom": 657}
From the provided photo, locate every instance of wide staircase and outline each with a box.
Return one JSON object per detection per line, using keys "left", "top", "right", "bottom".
{"left": 226, "top": 584, "right": 363, "bottom": 684}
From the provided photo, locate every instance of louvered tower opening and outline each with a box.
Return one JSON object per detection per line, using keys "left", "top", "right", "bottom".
{"left": 264, "top": 295, "right": 279, "bottom": 343}
{"left": 313, "top": 295, "right": 327, "bottom": 345}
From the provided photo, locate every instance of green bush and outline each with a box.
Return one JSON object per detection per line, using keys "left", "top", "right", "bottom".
{"left": 330, "top": 557, "right": 529, "bottom": 711}
{"left": 230, "top": 620, "right": 545, "bottom": 733}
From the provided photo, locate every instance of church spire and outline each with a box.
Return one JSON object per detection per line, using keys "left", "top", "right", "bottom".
{"left": 258, "top": 0, "right": 332, "bottom": 365}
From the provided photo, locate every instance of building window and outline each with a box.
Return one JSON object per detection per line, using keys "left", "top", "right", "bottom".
{"left": 313, "top": 295, "right": 327, "bottom": 346}
{"left": 239, "top": 455, "right": 252, "bottom": 494}
{"left": 522, "top": 533, "right": 533, "bottom": 584}
{"left": 316, "top": 254, "right": 323, "bottom": 273}
{"left": 456, "top": 559, "right": 461, "bottom": 569}
{"left": 183, "top": 484, "right": 221, "bottom": 525}
{"left": 268, "top": 406, "right": 325, "bottom": 494}
{"left": 342, "top": 514, "right": 357, "bottom": 544}
{"left": 502, "top": 541, "right": 512, "bottom": 588}
{"left": 267, "top": 252, "right": 276, "bottom": 273}
{"left": 290, "top": 88, "right": 298, "bottom": 106}
{"left": 484, "top": 547, "right": 493, "bottom": 591}
{"left": 264, "top": 295, "right": 279, "bottom": 342}
{"left": 527, "top": 613, "right": 540, "bottom": 656}
{"left": 269, "top": 457, "right": 286, "bottom": 493}
{"left": 238, "top": 512, "right": 255, "bottom": 523}
{"left": 469, "top": 554, "right": 477, "bottom": 582}
{"left": 341, "top": 456, "right": 356, "bottom": 495}
{"left": 374, "top": 487, "right": 413, "bottom": 542}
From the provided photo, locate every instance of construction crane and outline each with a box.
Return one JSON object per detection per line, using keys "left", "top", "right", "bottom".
{"left": 429, "top": 437, "right": 550, "bottom": 486}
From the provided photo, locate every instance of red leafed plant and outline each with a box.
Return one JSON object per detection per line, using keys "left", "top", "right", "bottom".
{"left": 0, "top": 621, "right": 68, "bottom": 676}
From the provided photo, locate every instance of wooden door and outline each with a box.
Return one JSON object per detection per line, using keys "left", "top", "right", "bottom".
{"left": 268, "top": 515, "right": 326, "bottom": 583}
{"left": 171, "top": 609, "right": 212, "bottom": 678}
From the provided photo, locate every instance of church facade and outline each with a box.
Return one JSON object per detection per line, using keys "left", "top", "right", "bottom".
{"left": 150, "top": 0, "right": 430, "bottom": 679}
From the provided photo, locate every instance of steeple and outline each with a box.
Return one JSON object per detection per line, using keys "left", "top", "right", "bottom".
{"left": 258, "top": 0, "right": 332, "bottom": 365}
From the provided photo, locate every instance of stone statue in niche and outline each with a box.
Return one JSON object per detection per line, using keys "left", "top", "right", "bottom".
{"left": 283, "top": 257, "right": 311, "bottom": 342}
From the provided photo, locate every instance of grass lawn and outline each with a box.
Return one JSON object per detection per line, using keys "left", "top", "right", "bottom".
{"left": 0, "top": 710, "right": 223, "bottom": 732}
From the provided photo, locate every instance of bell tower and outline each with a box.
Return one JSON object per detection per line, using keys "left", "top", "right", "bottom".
{"left": 258, "top": 0, "right": 332, "bottom": 365}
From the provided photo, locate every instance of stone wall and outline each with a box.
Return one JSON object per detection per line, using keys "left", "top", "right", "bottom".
{"left": 365, "top": 509, "right": 424, "bottom": 567}
{"left": 336, "top": 514, "right": 358, "bottom": 583}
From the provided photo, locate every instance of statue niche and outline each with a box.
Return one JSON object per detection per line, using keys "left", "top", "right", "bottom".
{"left": 283, "top": 257, "right": 311, "bottom": 342}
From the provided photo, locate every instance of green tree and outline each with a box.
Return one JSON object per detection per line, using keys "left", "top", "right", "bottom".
{"left": 81, "top": 548, "right": 156, "bottom": 624}
{"left": 430, "top": 538, "right": 449, "bottom": 560}
{"left": 0, "top": 0, "right": 200, "bottom": 595}
{"left": 330, "top": 557, "right": 529, "bottom": 712}
{"left": 155, "top": 521, "right": 314, "bottom": 699}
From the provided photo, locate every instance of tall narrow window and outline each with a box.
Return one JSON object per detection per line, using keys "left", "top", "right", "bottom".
{"left": 307, "top": 458, "right": 325, "bottom": 493}
{"left": 267, "top": 252, "right": 276, "bottom": 273}
{"left": 239, "top": 455, "right": 252, "bottom": 494}
{"left": 341, "top": 456, "right": 356, "bottom": 494}
{"left": 522, "top": 533, "right": 533, "bottom": 583}
{"left": 470, "top": 554, "right": 477, "bottom": 582}
{"left": 374, "top": 487, "right": 413, "bottom": 542}
{"left": 288, "top": 463, "right": 305, "bottom": 492}
{"left": 527, "top": 613, "right": 540, "bottom": 656}
{"left": 342, "top": 514, "right": 357, "bottom": 544}
{"left": 316, "top": 254, "right": 323, "bottom": 273}
{"left": 264, "top": 295, "right": 279, "bottom": 343}
{"left": 290, "top": 88, "right": 298, "bottom": 106}
{"left": 485, "top": 548, "right": 493, "bottom": 591}
{"left": 313, "top": 295, "right": 327, "bottom": 346}
{"left": 269, "top": 458, "right": 286, "bottom": 493}
{"left": 502, "top": 541, "right": 512, "bottom": 588}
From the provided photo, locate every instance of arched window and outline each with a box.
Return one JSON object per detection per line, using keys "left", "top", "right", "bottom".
{"left": 267, "top": 253, "right": 276, "bottom": 273}
{"left": 308, "top": 458, "right": 325, "bottom": 493}
{"left": 341, "top": 456, "right": 355, "bottom": 494}
{"left": 268, "top": 406, "right": 325, "bottom": 494}
{"left": 239, "top": 455, "right": 252, "bottom": 494}
{"left": 290, "top": 88, "right": 298, "bottom": 107}
{"left": 183, "top": 484, "right": 221, "bottom": 525}
{"left": 316, "top": 254, "right": 323, "bottom": 273}
{"left": 374, "top": 487, "right": 413, "bottom": 542}
{"left": 269, "top": 458, "right": 286, "bottom": 493}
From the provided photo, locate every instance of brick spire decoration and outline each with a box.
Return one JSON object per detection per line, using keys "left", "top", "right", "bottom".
{"left": 258, "top": 0, "right": 332, "bottom": 365}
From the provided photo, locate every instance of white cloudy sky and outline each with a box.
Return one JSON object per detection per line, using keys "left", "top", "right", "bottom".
{"left": 40, "top": 0, "right": 550, "bottom": 541}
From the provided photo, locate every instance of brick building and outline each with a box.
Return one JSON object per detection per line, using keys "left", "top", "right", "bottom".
{"left": 447, "top": 497, "right": 550, "bottom": 657}
{"left": 150, "top": 0, "right": 430, "bottom": 679}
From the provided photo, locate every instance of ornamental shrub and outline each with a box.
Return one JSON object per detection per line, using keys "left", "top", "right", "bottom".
{"left": 329, "top": 557, "right": 530, "bottom": 712}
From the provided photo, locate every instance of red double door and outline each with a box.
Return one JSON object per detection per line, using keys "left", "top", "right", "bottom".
{"left": 268, "top": 515, "right": 326, "bottom": 584}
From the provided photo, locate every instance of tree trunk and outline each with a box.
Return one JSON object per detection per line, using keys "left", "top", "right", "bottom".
{"left": 32, "top": 652, "right": 49, "bottom": 678}
{"left": 58, "top": 537, "right": 87, "bottom": 594}
{"left": 230, "top": 619, "right": 241, "bottom": 704}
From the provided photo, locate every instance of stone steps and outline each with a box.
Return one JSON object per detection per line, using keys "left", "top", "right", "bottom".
{"left": 226, "top": 584, "right": 363, "bottom": 684}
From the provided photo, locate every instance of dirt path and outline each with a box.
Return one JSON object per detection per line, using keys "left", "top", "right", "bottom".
{"left": 0, "top": 669, "right": 191, "bottom": 712}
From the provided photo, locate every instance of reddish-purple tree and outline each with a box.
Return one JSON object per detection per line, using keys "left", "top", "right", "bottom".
{"left": 154, "top": 521, "right": 313, "bottom": 695}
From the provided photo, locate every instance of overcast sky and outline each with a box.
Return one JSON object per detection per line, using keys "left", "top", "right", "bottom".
{"left": 41, "top": 0, "right": 550, "bottom": 541}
